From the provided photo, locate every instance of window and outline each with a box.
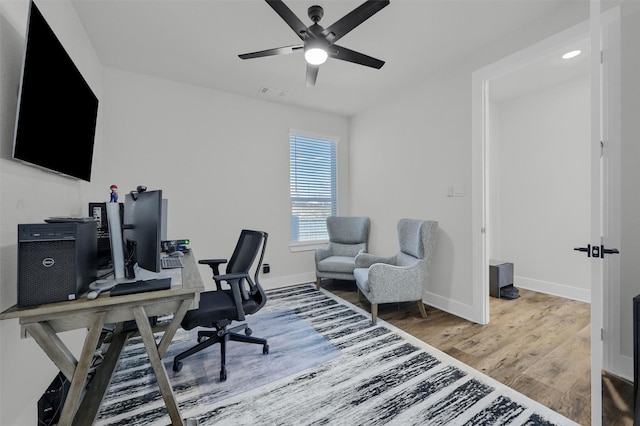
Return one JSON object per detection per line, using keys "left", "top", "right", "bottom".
{"left": 289, "top": 131, "right": 337, "bottom": 242}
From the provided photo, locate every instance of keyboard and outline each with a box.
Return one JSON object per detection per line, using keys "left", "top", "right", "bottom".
{"left": 161, "top": 256, "right": 184, "bottom": 269}
{"left": 110, "top": 278, "right": 172, "bottom": 296}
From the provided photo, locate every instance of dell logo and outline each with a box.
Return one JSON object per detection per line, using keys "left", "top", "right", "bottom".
{"left": 42, "top": 258, "right": 55, "bottom": 267}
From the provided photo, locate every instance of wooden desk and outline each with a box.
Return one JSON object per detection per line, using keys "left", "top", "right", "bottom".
{"left": 0, "top": 251, "right": 204, "bottom": 426}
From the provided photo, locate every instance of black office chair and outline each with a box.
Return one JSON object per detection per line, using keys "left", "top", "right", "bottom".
{"left": 172, "top": 229, "right": 269, "bottom": 381}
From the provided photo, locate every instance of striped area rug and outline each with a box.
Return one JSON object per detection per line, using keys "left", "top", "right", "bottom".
{"left": 97, "top": 284, "right": 579, "bottom": 425}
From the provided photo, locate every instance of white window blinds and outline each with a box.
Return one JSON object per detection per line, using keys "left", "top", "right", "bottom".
{"left": 289, "top": 132, "right": 337, "bottom": 242}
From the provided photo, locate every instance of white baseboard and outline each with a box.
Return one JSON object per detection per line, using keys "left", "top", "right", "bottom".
{"left": 514, "top": 275, "right": 591, "bottom": 303}
{"left": 260, "top": 272, "right": 315, "bottom": 291}
{"left": 615, "top": 354, "right": 634, "bottom": 382}
{"left": 423, "top": 291, "right": 478, "bottom": 323}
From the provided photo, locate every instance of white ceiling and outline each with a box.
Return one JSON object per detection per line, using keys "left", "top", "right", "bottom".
{"left": 70, "top": 0, "right": 589, "bottom": 117}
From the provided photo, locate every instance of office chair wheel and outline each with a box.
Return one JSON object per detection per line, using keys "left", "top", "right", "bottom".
{"left": 263, "top": 344, "right": 269, "bottom": 354}
{"left": 220, "top": 368, "right": 227, "bottom": 381}
{"left": 245, "top": 327, "right": 252, "bottom": 336}
{"left": 173, "top": 361, "right": 183, "bottom": 372}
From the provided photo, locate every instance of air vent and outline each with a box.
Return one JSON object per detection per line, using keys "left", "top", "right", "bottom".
{"left": 258, "top": 86, "right": 286, "bottom": 97}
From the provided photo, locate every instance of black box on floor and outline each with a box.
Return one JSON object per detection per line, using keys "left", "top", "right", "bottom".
{"left": 37, "top": 372, "right": 69, "bottom": 425}
{"left": 489, "top": 260, "right": 514, "bottom": 299}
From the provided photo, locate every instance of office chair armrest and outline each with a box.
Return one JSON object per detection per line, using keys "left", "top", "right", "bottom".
{"left": 214, "top": 273, "right": 249, "bottom": 322}
{"left": 199, "top": 258, "right": 228, "bottom": 273}
{"left": 214, "top": 272, "right": 250, "bottom": 282}
{"left": 200, "top": 258, "right": 228, "bottom": 290}
{"left": 214, "top": 272, "right": 252, "bottom": 301}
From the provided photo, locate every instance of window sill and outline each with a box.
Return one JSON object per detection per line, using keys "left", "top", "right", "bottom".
{"left": 289, "top": 240, "right": 328, "bottom": 252}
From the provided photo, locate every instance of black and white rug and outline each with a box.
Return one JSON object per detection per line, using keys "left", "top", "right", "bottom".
{"left": 96, "top": 284, "right": 579, "bottom": 425}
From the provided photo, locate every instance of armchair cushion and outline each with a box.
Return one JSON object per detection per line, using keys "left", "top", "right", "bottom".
{"left": 318, "top": 255, "right": 359, "bottom": 274}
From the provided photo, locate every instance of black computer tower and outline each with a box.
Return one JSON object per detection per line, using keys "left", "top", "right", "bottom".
{"left": 17, "top": 222, "right": 97, "bottom": 307}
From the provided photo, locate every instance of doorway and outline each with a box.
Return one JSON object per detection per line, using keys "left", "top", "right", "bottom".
{"left": 486, "top": 38, "right": 591, "bottom": 304}
{"left": 472, "top": 7, "right": 622, "bottom": 425}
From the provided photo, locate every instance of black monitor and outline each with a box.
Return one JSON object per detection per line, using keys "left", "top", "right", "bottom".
{"left": 123, "top": 189, "right": 163, "bottom": 275}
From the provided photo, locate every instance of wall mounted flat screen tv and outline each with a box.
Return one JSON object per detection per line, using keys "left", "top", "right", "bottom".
{"left": 12, "top": 1, "right": 99, "bottom": 182}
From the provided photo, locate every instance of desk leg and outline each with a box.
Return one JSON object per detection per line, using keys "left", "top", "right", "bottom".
{"left": 158, "top": 299, "right": 192, "bottom": 357}
{"left": 73, "top": 331, "right": 129, "bottom": 426}
{"left": 133, "top": 305, "right": 184, "bottom": 426}
{"left": 25, "top": 312, "right": 106, "bottom": 425}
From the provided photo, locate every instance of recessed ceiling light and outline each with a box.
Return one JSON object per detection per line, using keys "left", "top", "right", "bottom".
{"left": 562, "top": 50, "right": 581, "bottom": 59}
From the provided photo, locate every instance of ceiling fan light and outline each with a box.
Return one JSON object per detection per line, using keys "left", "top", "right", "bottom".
{"left": 305, "top": 47, "right": 328, "bottom": 65}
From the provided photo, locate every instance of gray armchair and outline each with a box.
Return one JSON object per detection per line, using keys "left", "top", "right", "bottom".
{"left": 354, "top": 219, "right": 438, "bottom": 324}
{"left": 315, "top": 216, "right": 370, "bottom": 290}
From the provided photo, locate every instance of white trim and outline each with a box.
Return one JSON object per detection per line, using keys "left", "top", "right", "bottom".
{"left": 600, "top": 5, "right": 622, "bottom": 380}
{"left": 260, "top": 272, "right": 315, "bottom": 290}
{"left": 423, "top": 291, "right": 477, "bottom": 324}
{"left": 289, "top": 128, "right": 340, "bottom": 144}
{"left": 515, "top": 276, "right": 591, "bottom": 303}
{"left": 589, "top": 2, "right": 603, "bottom": 423}
{"left": 288, "top": 240, "right": 328, "bottom": 252}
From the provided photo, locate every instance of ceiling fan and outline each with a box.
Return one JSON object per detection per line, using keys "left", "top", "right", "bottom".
{"left": 238, "top": 0, "right": 390, "bottom": 87}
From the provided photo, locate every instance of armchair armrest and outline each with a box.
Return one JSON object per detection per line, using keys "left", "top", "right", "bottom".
{"left": 355, "top": 252, "right": 396, "bottom": 269}
{"left": 366, "top": 262, "right": 426, "bottom": 303}
{"left": 315, "top": 246, "right": 331, "bottom": 263}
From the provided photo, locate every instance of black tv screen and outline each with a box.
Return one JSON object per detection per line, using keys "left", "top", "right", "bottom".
{"left": 12, "top": 1, "right": 98, "bottom": 182}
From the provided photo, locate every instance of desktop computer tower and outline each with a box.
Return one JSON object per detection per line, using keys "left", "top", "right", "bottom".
{"left": 17, "top": 222, "right": 97, "bottom": 307}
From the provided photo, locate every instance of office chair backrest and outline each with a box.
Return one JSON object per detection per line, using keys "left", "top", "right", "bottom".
{"left": 226, "top": 230, "right": 268, "bottom": 307}
{"left": 228, "top": 230, "right": 266, "bottom": 274}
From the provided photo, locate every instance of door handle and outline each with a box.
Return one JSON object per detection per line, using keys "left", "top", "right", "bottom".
{"left": 574, "top": 244, "right": 620, "bottom": 258}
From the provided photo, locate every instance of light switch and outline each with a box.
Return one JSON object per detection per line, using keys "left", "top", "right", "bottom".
{"left": 447, "top": 184, "right": 465, "bottom": 197}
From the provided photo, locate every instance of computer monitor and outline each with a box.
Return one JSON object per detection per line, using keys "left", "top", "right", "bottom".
{"left": 123, "top": 189, "right": 163, "bottom": 274}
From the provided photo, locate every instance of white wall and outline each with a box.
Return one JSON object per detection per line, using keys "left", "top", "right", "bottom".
{"left": 349, "top": 4, "right": 589, "bottom": 321}
{"left": 98, "top": 68, "right": 350, "bottom": 288}
{"left": 0, "top": 1, "right": 105, "bottom": 424}
{"left": 490, "top": 75, "right": 591, "bottom": 302}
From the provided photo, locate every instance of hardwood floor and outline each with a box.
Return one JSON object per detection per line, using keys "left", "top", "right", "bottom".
{"left": 320, "top": 280, "right": 634, "bottom": 426}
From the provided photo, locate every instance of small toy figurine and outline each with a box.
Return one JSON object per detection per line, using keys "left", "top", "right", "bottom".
{"left": 109, "top": 185, "right": 118, "bottom": 203}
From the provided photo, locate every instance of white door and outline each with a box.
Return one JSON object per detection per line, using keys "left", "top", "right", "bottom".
{"left": 579, "top": 3, "right": 621, "bottom": 424}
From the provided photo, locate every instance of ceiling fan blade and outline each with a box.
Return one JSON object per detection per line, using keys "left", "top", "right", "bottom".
{"left": 323, "top": 0, "right": 390, "bottom": 43}
{"left": 306, "top": 64, "right": 319, "bottom": 87}
{"left": 330, "top": 44, "right": 385, "bottom": 69}
{"left": 239, "top": 44, "right": 303, "bottom": 60}
{"left": 266, "top": 0, "right": 307, "bottom": 40}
